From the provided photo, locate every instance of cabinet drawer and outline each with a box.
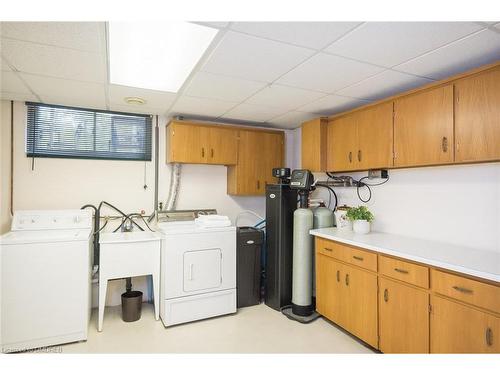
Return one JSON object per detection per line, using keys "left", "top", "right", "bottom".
{"left": 379, "top": 256, "right": 429, "bottom": 288}
{"left": 315, "top": 238, "right": 349, "bottom": 262}
{"left": 348, "top": 247, "right": 377, "bottom": 272}
{"left": 431, "top": 269, "right": 500, "bottom": 313}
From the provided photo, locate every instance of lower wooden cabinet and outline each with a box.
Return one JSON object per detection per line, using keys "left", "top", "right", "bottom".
{"left": 345, "top": 264, "right": 378, "bottom": 348}
{"left": 430, "top": 295, "right": 500, "bottom": 353}
{"left": 315, "top": 237, "right": 500, "bottom": 353}
{"left": 379, "top": 277, "right": 429, "bottom": 353}
{"left": 316, "top": 251, "right": 378, "bottom": 348}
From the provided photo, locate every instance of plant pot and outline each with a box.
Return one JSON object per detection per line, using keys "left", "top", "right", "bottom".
{"left": 353, "top": 220, "right": 371, "bottom": 234}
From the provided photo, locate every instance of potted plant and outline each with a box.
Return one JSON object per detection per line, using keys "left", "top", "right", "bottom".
{"left": 346, "top": 206, "right": 374, "bottom": 234}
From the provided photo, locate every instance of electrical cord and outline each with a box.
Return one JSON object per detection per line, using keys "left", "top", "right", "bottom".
{"left": 356, "top": 175, "right": 390, "bottom": 203}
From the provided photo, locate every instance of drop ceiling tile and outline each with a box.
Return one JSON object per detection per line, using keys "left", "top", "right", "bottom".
{"left": 201, "top": 31, "right": 315, "bottom": 82}
{"left": 108, "top": 84, "right": 176, "bottom": 109}
{"left": 395, "top": 29, "right": 500, "bottom": 80}
{"left": 171, "top": 95, "right": 238, "bottom": 118}
{"left": 325, "top": 22, "right": 483, "bottom": 67}
{"left": 245, "top": 84, "right": 326, "bottom": 111}
{"left": 1, "top": 58, "right": 12, "bottom": 71}
{"left": 21, "top": 73, "right": 106, "bottom": 109}
{"left": 1, "top": 38, "right": 106, "bottom": 83}
{"left": 277, "top": 53, "right": 384, "bottom": 93}
{"left": 0, "top": 22, "right": 104, "bottom": 53}
{"left": 192, "top": 22, "right": 230, "bottom": 29}
{"left": 1, "top": 71, "right": 31, "bottom": 94}
{"left": 109, "top": 104, "right": 167, "bottom": 116}
{"left": 222, "top": 103, "right": 288, "bottom": 123}
{"left": 184, "top": 71, "right": 267, "bottom": 102}
{"left": 230, "top": 22, "right": 361, "bottom": 50}
{"left": 0, "top": 91, "right": 37, "bottom": 102}
{"left": 336, "top": 70, "right": 433, "bottom": 101}
{"left": 269, "top": 111, "right": 320, "bottom": 129}
{"left": 298, "top": 94, "right": 370, "bottom": 115}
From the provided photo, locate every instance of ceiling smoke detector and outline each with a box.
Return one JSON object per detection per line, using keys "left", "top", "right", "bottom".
{"left": 124, "top": 97, "right": 146, "bottom": 105}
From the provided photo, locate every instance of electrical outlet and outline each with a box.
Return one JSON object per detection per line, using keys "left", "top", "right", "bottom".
{"left": 368, "top": 169, "right": 389, "bottom": 179}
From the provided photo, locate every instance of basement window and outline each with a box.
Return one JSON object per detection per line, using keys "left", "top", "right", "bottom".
{"left": 26, "top": 102, "right": 152, "bottom": 161}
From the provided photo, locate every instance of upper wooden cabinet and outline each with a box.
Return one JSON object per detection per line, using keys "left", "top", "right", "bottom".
{"left": 227, "top": 129, "right": 284, "bottom": 196}
{"left": 167, "top": 121, "right": 238, "bottom": 165}
{"left": 327, "top": 102, "right": 393, "bottom": 172}
{"left": 301, "top": 118, "right": 328, "bottom": 172}
{"left": 394, "top": 85, "right": 454, "bottom": 167}
{"left": 455, "top": 68, "right": 500, "bottom": 163}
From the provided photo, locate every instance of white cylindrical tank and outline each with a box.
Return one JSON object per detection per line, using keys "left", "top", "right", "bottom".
{"left": 292, "top": 207, "right": 314, "bottom": 316}
{"left": 313, "top": 206, "right": 334, "bottom": 229}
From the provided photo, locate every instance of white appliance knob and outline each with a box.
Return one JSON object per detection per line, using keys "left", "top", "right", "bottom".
{"left": 74, "top": 216, "right": 80, "bottom": 223}
{"left": 31, "top": 218, "right": 35, "bottom": 223}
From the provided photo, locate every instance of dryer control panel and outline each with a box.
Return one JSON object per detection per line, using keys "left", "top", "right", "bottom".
{"left": 11, "top": 210, "right": 93, "bottom": 231}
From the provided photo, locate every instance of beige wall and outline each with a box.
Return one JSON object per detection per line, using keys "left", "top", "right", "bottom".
{"left": 1, "top": 100, "right": 12, "bottom": 234}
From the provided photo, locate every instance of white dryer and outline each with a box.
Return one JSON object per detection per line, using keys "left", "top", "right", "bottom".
{"left": 157, "top": 210, "right": 236, "bottom": 327}
{"left": 0, "top": 210, "right": 93, "bottom": 352}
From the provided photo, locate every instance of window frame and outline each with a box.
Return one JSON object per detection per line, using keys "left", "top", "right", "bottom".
{"left": 25, "top": 102, "right": 153, "bottom": 162}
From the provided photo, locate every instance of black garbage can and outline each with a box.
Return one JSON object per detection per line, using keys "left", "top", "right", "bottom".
{"left": 236, "top": 226, "right": 264, "bottom": 308}
{"left": 121, "top": 290, "right": 143, "bottom": 322}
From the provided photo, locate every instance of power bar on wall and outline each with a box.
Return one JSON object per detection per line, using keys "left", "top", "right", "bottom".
{"left": 368, "top": 169, "right": 389, "bottom": 179}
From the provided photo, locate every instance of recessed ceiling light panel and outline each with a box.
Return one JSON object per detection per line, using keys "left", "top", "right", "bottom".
{"left": 108, "top": 22, "right": 218, "bottom": 93}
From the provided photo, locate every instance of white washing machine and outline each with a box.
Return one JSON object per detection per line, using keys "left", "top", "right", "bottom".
{"left": 0, "top": 210, "right": 93, "bottom": 352}
{"left": 157, "top": 210, "right": 236, "bottom": 327}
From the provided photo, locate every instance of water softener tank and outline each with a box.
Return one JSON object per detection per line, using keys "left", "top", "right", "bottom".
{"left": 313, "top": 206, "right": 334, "bottom": 229}
{"left": 291, "top": 207, "right": 314, "bottom": 316}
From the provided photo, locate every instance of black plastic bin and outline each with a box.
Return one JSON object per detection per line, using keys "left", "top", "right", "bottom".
{"left": 121, "top": 290, "right": 143, "bottom": 322}
{"left": 236, "top": 226, "right": 264, "bottom": 308}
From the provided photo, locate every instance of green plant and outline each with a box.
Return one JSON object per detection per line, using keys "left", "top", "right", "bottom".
{"left": 346, "top": 206, "right": 374, "bottom": 222}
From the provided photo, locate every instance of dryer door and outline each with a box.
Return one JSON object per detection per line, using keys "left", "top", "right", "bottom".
{"left": 183, "top": 248, "right": 222, "bottom": 292}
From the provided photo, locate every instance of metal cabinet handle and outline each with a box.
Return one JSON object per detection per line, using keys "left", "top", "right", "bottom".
{"left": 352, "top": 255, "right": 364, "bottom": 262}
{"left": 453, "top": 286, "right": 473, "bottom": 294}
{"left": 442, "top": 137, "right": 448, "bottom": 152}
{"left": 257, "top": 180, "right": 260, "bottom": 190}
{"left": 201, "top": 148, "right": 205, "bottom": 157}
{"left": 384, "top": 289, "right": 389, "bottom": 302}
{"left": 345, "top": 274, "right": 349, "bottom": 286}
{"left": 394, "top": 268, "right": 409, "bottom": 274}
{"left": 323, "top": 247, "right": 333, "bottom": 252}
{"left": 336, "top": 270, "right": 340, "bottom": 282}
{"left": 358, "top": 150, "right": 362, "bottom": 162}
{"left": 486, "top": 328, "right": 493, "bottom": 346}
{"left": 348, "top": 151, "right": 352, "bottom": 163}
{"left": 211, "top": 148, "right": 214, "bottom": 158}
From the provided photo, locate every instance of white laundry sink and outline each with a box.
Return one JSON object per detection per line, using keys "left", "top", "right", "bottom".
{"left": 99, "top": 231, "right": 163, "bottom": 244}
{"left": 97, "top": 230, "right": 162, "bottom": 331}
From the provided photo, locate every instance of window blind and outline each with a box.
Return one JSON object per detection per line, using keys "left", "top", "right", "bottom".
{"left": 26, "top": 102, "right": 152, "bottom": 161}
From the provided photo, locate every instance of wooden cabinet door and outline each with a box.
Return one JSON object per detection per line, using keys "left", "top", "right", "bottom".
{"left": 316, "top": 254, "right": 345, "bottom": 324}
{"left": 301, "top": 118, "right": 327, "bottom": 172}
{"left": 232, "top": 130, "right": 262, "bottom": 195}
{"left": 357, "top": 102, "right": 394, "bottom": 170}
{"left": 208, "top": 127, "right": 238, "bottom": 165}
{"left": 379, "top": 278, "right": 429, "bottom": 353}
{"left": 167, "top": 123, "right": 208, "bottom": 164}
{"left": 344, "top": 264, "right": 378, "bottom": 348}
{"left": 430, "top": 295, "right": 500, "bottom": 353}
{"left": 455, "top": 68, "right": 500, "bottom": 163}
{"left": 327, "top": 115, "right": 358, "bottom": 172}
{"left": 260, "top": 132, "right": 284, "bottom": 191}
{"left": 394, "top": 85, "right": 454, "bottom": 167}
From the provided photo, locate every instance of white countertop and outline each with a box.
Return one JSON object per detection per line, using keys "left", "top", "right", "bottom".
{"left": 310, "top": 228, "right": 500, "bottom": 283}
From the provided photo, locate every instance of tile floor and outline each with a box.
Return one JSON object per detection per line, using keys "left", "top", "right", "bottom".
{"left": 61, "top": 303, "right": 375, "bottom": 353}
